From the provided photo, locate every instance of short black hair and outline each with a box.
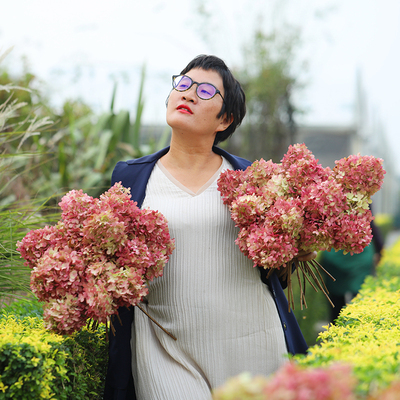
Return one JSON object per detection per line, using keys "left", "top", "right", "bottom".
{"left": 180, "top": 55, "right": 246, "bottom": 145}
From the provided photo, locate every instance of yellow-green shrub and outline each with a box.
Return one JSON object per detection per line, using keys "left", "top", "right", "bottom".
{"left": 0, "top": 315, "right": 68, "bottom": 399}
{"left": 0, "top": 313, "right": 107, "bottom": 399}
{"left": 296, "top": 240, "right": 400, "bottom": 396}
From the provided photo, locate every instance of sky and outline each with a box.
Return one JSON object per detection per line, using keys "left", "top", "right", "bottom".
{"left": 1, "top": 0, "right": 400, "bottom": 171}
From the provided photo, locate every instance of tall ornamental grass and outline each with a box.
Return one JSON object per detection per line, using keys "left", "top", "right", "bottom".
{"left": 0, "top": 47, "right": 55, "bottom": 304}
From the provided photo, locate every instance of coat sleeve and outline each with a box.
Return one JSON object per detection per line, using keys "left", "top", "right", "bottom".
{"left": 104, "top": 150, "right": 166, "bottom": 399}
{"left": 261, "top": 270, "right": 308, "bottom": 355}
{"left": 105, "top": 159, "right": 154, "bottom": 399}
{"left": 104, "top": 307, "right": 136, "bottom": 399}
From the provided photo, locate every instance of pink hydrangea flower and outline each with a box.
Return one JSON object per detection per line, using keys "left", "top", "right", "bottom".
{"left": 231, "top": 195, "right": 267, "bottom": 226}
{"left": 282, "top": 143, "right": 332, "bottom": 195}
{"left": 43, "top": 294, "right": 87, "bottom": 335}
{"left": 17, "top": 182, "right": 175, "bottom": 335}
{"left": 212, "top": 362, "right": 357, "bottom": 400}
{"left": 58, "top": 189, "right": 97, "bottom": 236}
{"left": 333, "top": 154, "right": 385, "bottom": 197}
{"left": 82, "top": 209, "right": 128, "bottom": 255}
{"left": 217, "top": 143, "right": 385, "bottom": 271}
{"left": 237, "top": 224, "right": 298, "bottom": 269}
{"left": 17, "top": 225, "right": 65, "bottom": 269}
{"left": 30, "top": 246, "right": 85, "bottom": 301}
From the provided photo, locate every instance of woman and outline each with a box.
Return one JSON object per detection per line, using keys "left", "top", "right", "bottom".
{"left": 104, "top": 55, "right": 314, "bottom": 400}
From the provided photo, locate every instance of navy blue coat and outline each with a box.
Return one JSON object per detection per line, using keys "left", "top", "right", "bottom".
{"left": 103, "top": 147, "right": 308, "bottom": 400}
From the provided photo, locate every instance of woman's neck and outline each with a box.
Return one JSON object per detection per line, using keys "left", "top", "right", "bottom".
{"left": 159, "top": 137, "right": 223, "bottom": 193}
{"left": 163, "top": 133, "right": 218, "bottom": 168}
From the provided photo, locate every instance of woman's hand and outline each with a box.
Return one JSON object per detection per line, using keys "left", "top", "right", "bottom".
{"left": 276, "top": 250, "right": 318, "bottom": 278}
{"left": 296, "top": 250, "right": 318, "bottom": 262}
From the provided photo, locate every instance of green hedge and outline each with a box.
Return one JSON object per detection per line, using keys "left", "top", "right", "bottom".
{"left": 295, "top": 239, "right": 400, "bottom": 396}
{"left": 0, "top": 300, "right": 108, "bottom": 399}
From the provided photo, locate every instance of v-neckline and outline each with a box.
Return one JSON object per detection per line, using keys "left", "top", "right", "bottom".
{"left": 156, "top": 158, "right": 226, "bottom": 197}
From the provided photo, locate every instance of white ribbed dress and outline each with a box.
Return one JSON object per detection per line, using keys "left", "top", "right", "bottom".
{"left": 131, "top": 158, "right": 288, "bottom": 400}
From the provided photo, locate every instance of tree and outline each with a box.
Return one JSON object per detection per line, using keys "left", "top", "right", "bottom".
{"left": 226, "top": 29, "right": 304, "bottom": 163}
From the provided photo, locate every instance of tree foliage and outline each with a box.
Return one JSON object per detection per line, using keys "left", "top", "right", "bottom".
{"left": 227, "top": 29, "right": 303, "bottom": 163}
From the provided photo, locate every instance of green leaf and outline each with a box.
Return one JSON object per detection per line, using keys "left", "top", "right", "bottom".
{"left": 109, "top": 110, "right": 130, "bottom": 153}
{"left": 94, "top": 129, "right": 113, "bottom": 171}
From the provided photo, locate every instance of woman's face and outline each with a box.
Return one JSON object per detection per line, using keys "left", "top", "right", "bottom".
{"left": 166, "top": 68, "right": 231, "bottom": 138}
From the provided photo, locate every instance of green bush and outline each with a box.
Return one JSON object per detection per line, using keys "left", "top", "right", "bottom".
{"left": 64, "top": 325, "right": 108, "bottom": 399}
{"left": 0, "top": 305, "right": 108, "bottom": 399}
{"left": 1, "top": 296, "right": 43, "bottom": 319}
{"left": 295, "top": 239, "right": 400, "bottom": 396}
{"left": 0, "top": 314, "right": 71, "bottom": 399}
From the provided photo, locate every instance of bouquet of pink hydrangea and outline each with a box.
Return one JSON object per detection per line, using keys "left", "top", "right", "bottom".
{"left": 217, "top": 144, "right": 385, "bottom": 308}
{"left": 17, "top": 182, "right": 175, "bottom": 335}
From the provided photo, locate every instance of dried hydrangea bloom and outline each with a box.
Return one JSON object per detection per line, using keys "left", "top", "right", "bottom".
{"left": 30, "top": 246, "right": 85, "bottom": 301}
{"left": 217, "top": 143, "right": 385, "bottom": 271}
{"left": 17, "top": 225, "right": 65, "bottom": 269}
{"left": 333, "top": 154, "right": 385, "bottom": 197}
{"left": 17, "top": 182, "right": 175, "bottom": 335}
{"left": 43, "top": 294, "right": 87, "bottom": 335}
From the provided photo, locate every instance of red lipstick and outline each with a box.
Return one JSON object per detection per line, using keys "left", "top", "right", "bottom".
{"left": 177, "top": 104, "right": 193, "bottom": 114}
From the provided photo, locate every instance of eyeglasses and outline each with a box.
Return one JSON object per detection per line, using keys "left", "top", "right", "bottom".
{"left": 172, "top": 75, "right": 225, "bottom": 101}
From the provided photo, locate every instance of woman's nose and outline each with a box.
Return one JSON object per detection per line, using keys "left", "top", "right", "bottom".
{"left": 182, "top": 85, "right": 197, "bottom": 102}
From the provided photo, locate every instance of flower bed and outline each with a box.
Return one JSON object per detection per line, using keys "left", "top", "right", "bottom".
{"left": 212, "top": 239, "right": 400, "bottom": 399}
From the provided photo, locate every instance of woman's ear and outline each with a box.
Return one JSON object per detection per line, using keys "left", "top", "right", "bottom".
{"left": 217, "top": 113, "right": 234, "bottom": 132}
{"left": 226, "top": 114, "right": 234, "bottom": 126}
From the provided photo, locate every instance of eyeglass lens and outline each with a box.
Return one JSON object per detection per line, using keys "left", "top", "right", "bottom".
{"left": 173, "top": 75, "right": 217, "bottom": 100}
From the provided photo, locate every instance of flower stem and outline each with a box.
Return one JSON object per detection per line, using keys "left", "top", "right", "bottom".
{"left": 136, "top": 304, "right": 177, "bottom": 341}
